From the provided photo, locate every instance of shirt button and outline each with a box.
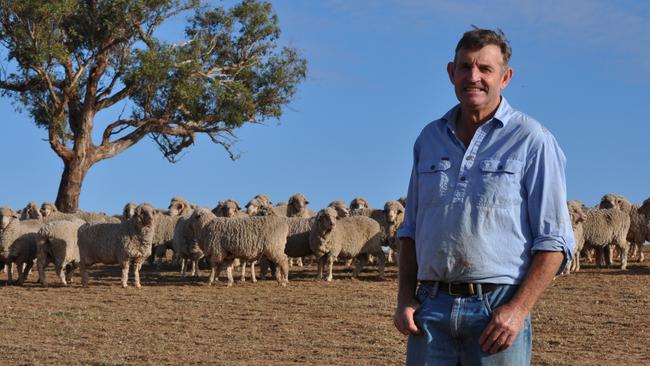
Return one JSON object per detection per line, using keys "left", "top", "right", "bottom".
{"left": 430, "top": 165, "right": 436, "bottom": 170}
{"left": 460, "top": 176, "right": 466, "bottom": 181}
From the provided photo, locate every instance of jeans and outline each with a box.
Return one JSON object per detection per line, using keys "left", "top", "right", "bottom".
{"left": 406, "top": 283, "right": 532, "bottom": 366}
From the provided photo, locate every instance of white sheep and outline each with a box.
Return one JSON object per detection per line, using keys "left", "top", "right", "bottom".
{"left": 599, "top": 193, "right": 649, "bottom": 262}
{"left": 581, "top": 205, "right": 631, "bottom": 270}
{"left": 78, "top": 203, "right": 157, "bottom": 288}
{"left": 349, "top": 197, "right": 370, "bottom": 211}
{"left": 565, "top": 200, "right": 587, "bottom": 274}
{"left": 36, "top": 219, "right": 85, "bottom": 286}
{"left": 309, "top": 207, "right": 386, "bottom": 281}
{"left": 189, "top": 207, "right": 290, "bottom": 286}
{"left": 0, "top": 207, "right": 43, "bottom": 285}
{"left": 20, "top": 202, "right": 43, "bottom": 220}
{"left": 212, "top": 199, "right": 257, "bottom": 282}
{"left": 172, "top": 213, "right": 205, "bottom": 277}
{"left": 382, "top": 200, "right": 405, "bottom": 264}
{"left": 287, "top": 193, "right": 316, "bottom": 218}
{"left": 327, "top": 200, "right": 350, "bottom": 218}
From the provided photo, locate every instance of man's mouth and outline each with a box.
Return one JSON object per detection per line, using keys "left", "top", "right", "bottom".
{"left": 464, "top": 86, "right": 485, "bottom": 93}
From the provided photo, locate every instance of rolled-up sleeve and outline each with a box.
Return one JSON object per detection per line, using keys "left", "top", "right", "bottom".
{"left": 524, "top": 130, "right": 575, "bottom": 273}
{"left": 397, "top": 141, "right": 420, "bottom": 240}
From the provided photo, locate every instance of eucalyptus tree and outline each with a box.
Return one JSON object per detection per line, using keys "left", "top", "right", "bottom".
{"left": 0, "top": 0, "right": 306, "bottom": 211}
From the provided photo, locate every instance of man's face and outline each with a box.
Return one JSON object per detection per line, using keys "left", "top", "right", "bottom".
{"left": 447, "top": 44, "right": 512, "bottom": 113}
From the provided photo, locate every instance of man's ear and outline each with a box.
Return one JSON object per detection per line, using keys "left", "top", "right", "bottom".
{"left": 500, "top": 67, "right": 513, "bottom": 90}
{"left": 447, "top": 62, "right": 455, "bottom": 84}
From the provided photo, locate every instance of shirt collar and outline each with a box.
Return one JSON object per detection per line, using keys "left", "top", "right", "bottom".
{"left": 441, "top": 97, "right": 515, "bottom": 129}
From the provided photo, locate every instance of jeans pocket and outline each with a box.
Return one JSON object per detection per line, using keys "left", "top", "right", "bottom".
{"left": 482, "top": 293, "right": 494, "bottom": 316}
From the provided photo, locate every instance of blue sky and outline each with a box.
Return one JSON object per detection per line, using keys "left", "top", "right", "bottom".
{"left": 2, "top": 0, "right": 649, "bottom": 215}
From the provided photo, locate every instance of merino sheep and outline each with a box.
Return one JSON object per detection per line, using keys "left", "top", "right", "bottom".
{"left": 382, "top": 200, "right": 405, "bottom": 263}
{"left": 287, "top": 193, "right": 315, "bottom": 218}
{"left": 259, "top": 216, "right": 316, "bottom": 279}
{"left": 599, "top": 193, "right": 649, "bottom": 262}
{"left": 36, "top": 219, "right": 85, "bottom": 286}
{"left": 350, "top": 197, "right": 370, "bottom": 211}
{"left": 565, "top": 200, "right": 587, "bottom": 273}
{"left": 309, "top": 207, "right": 386, "bottom": 281}
{"left": 580, "top": 206, "right": 631, "bottom": 270}
{"left": 0, "top": 207, "right": 43, "bottom": 285}
{"left": 397, "top": 196, "right": 407, "bottom": 209}
{"left": 78, "top": 203, "right": 157, "bottom": 288}
{"left": 122, "top": 202, "right": 137, "bottom": 221}
{"left": 40, "top": 202, "right": 57, "bottom": 218}
{"left": 40, "top": 203, "right": 117, "bottom": 224}
{"left": 20, "top": 202, "right": 43, "bottom": 220}
{"left": 168, "top": 197, "right": 194, "bottom": 217}
{"left": 172, "top": 212, "right": 207, "bottom": 277}
{"left": 189, "top": 208, "right": 290, "bottom": 286}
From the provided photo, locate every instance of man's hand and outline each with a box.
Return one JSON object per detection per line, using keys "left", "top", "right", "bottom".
{"left": 479, "top": 302, "right": 528, "bottom": 353}
{"left": 393, "top": 298, "right": 421, "bottom": 336}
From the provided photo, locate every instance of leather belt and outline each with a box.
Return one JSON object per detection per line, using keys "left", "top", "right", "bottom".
{"left": 420, "top": 281, "right": 500, "bottom": 297}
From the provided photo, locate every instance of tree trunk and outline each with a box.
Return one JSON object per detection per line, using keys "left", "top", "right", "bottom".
{"left": 55, "top": 156, "right": 93, "bottom": 213}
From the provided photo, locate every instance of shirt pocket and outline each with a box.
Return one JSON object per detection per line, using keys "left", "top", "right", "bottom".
{"left": 474, "top": 158, "right": 523, "bottom": 207}
{"left": 417, "top": 159, "right": 453, "bottom": 206}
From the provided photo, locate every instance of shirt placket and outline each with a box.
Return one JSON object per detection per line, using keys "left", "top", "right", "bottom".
{"left": 451, "top": 122, "right": 491, "bottom": 204}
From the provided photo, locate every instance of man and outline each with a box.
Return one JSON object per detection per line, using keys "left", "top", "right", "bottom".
{"left": 393, "top": 28, "right": 574, "bottom": 365}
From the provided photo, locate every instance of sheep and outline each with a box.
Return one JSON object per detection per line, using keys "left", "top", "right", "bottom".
{"left": 350, "top": 197, "right": 370, "bottom": 211}
{"left": 259, "top": 216, "right": 316, "bottom": 279}
{"left": 172, "top": 212, "right": 206, "bottom": 278}
{"left": 20, "top": 202, "right": 43, "bottom": 220}
{"left": 309, "top": 207, "right": 386, "bottom": 281}
{"left": 565, "top": 200, "right": 587, "bottom": 274}
{"left": 599, "top": 193, "right": 649, "bottom": 262}
{"left": 36, "top": 219, "right": 85, "bottom": 286}
{"left": 0, "top": 207, "right": 43, "bottom": 285}
{"left": 327, "top": 200, "right": 350, "bottom": 218}
{"left": 397, "top": 196, "right": 407, "bottom": 209}
{"left": 382, "top": 200, "right": 405, "bottom": 264}
{"left": 580, "top": 205, "right": 631, "bottom": 270}
{"left": 40, "top": 202, "right": 117, "bottom": 224}
{"left": 189, "top": 207, "right": 290, "bottom": 286}
{"left": 168, "top": 197, "right": 194, "bottom": 217}
{"left": 287, "top": 193, "right": 316, "bottom": 218}
{"left": 78, "top": 203, "right": 157, "bottom": 288}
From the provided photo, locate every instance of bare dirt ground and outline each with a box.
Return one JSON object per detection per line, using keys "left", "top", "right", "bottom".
{"left": 0, "top": 248, "right": 648, "bottom": 366}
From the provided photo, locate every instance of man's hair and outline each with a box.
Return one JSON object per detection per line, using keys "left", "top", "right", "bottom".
{"left": 454, "top": 26, "right": 512, "bottom": 67}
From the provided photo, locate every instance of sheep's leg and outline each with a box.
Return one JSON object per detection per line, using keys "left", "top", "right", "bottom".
{"left": 18, "top": 261, "right": 33, "bottom": 285}
{"left": 239, "top": 260, "right": 247, "bottom": 283}
{"left": 120, "top": 261, "right": 130, "bottom": 288}
{"left": 37, "top": 255, "right": 49, "bottom": 287}
{"left": 326, "top": 255, "right": 335, "bottom": 282}
{"left": 376, "top": 252, "right": 386, "bottom": 280}
{"left": 7, "top": 262, "right": 15, "bottom": 285}
{"left": 134, "top": 261, "right": 143, "bottom": 288}
{"left": 180, "top": 258, "right": 187, "bottom": 277}
{"left": 639, "top": 244, "right": 645, "bottom": 262}
{"left": 55, "top": 263, "right": 66, "bottom": 286}
{"left": 191, "top": 259, "right": 199, "bottom": 277}
{"left": 250, "top": 261, "right": 257, "bottom": 283}
{"left": 619, "top": 243, "right": 629, "bottom": 270}
{"left": 207, "top": 257, "right": 218, "bottom": 285}
{"left": 80, "top": 262, "right": 89, "bottom": 287}
{"left": 296, "top": 257, "right": 304, "bottom": 267}
{"left": 226, "top": 262, "right": 234, "bottom": 287}
{"left": 65, "top": 264, "right": 75, "bottom": 284}
{"left": 276, "top": 256, "right": 289, "bottom": 286}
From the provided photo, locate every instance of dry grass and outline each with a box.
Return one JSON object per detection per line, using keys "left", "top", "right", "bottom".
{"left": 0, "top": 247, "right": 648, "bottom": 365}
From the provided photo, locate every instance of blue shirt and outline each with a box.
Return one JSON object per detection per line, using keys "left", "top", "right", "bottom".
{"left": 397, "top": 97, "right": 574, "bottom": 284}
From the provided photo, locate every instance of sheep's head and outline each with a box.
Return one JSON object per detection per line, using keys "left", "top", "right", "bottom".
{"left": 134, "top": 203, "right": 156, "bottom": 228}
{"left": 245, "top": 198, "right": 264, "bottom": 216}
{"left": 40, "top": 203, "right": 54, "bottom": 218}
{"left": 255, "top": 205, "right": 277, "bottom": 216}
{"left": 288, "top": 193, "right": 309, "bottom": 215}
{"left": 189, "top": 208, "right": 216, "bottom": 236}
{"left": 384, "top": 200, "right": 405, "bottom": 224}
{"left": 122, "top": 202, "right": 137, "bottom": 221}
{"left": 253, "top": 194, "right": 272, "bottom": 207}
{"left": 350, "top": 197, "right": 369, "bottom": 210}
{"left": 213, "top": 199, "right": 241, "bottom": 218}
{"left": 315, "top": 207, "right": 338, "bottom": 232}
{"left": 567, "top": 200, "right": 586, "bottom": 227}
{"left": 397, "top": 196, "right": 407, "bottom": 209}
{"left": 327, "top": 200, "right": 350, "bottom": 218}
{"left": 639, "top": 197, "right": 650, "bottom": 218}
{"left": 0, "top": 207, "right": 18, "bottom": 231}
{"left": 598, "top": 193, "right": 631, "bottom": 212}
{"left": 22, "top": 202, "right": 42, "bottom": 220}
{"left": 169, "top": 197, "right": 193, "bottom": 216}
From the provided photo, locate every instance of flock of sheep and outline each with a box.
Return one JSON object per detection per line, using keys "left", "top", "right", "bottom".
{"left": 0, "top": 191, "right": 647, "bottom": 289}
{"left": 0, "top": 194, "right": 405, "bottom": 287}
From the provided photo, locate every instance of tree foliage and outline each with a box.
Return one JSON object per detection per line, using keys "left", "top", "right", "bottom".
{"left": 0, "top": 0, "right": 307, "bottom": 210}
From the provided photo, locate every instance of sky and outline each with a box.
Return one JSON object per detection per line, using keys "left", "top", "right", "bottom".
{"left": 1, "top": 0, "right": 649, "bottom": 215}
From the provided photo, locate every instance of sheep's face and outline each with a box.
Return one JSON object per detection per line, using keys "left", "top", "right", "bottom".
{"left": 246, "top": 199, "right": 262, "bottom": 216}
{"left": 135, "top": 204, "right": 156, "bottom": 227}
{"left": 350, "top": 198, "right": 368, "bottom": 210}
{"left": 384, "top": 205, "right": 404, "bottom": 224}
{"left": 598, "top": 194, "right": 617, "bottom": 210}
{"left": 222, "top": 200, "right": 241, "bottom": 218}
{"left": 567, "top": 201, "right": 586, "bottom": 227}
{"left": 122, "top": 202, "right": 137, "bottom": 220}
{"left": 256, "top": 206, "right": 276, "bottom": 216}
{"left": 0, "top": 208, "right": 17, "bottom": 231}
{"left": 40, "top": 204, "right": 56, "bottom": 218}
{"left": 639, "top": 198, "right": 650, "bottom": 218}
{"left": 316, "top": 208, "right": 337, "bottom": 231}
{"left": 289, "top": 194, "right": 308, "bottom": 213}
{"left": 24, "top": 203, "right": 41, "bottom": 219}
{"left": 254, "top": 194, "right": 272, "bottom": 207}
{"left": 169, "top": 198, "right": 191, "bottom": 216}
{"left": 190, "top": 208, "right": 214, "bottom": 235}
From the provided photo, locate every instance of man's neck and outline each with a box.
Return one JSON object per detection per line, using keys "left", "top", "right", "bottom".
{"left": 455, "top": 98, "right": 501, "bottom": 146}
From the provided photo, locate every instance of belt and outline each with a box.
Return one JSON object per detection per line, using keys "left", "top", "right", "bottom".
{"left": 420, "top": 281, "right": 500, "bottom": 297}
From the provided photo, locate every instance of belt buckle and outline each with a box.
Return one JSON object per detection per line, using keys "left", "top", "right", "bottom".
{"left": 448, "top": 283, "right": 476, "bottom": 296}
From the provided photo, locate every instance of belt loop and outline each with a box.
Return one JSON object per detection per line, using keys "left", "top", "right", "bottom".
{"left": 477, "top": 283, "right": 483, "bottom": 300}
{"left": 431, "top": 281, "right": 439, "bottom": 298}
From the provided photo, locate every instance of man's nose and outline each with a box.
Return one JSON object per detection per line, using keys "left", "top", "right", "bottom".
{"left": 468, "top": 65, "right": 481, "bottom": 82}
